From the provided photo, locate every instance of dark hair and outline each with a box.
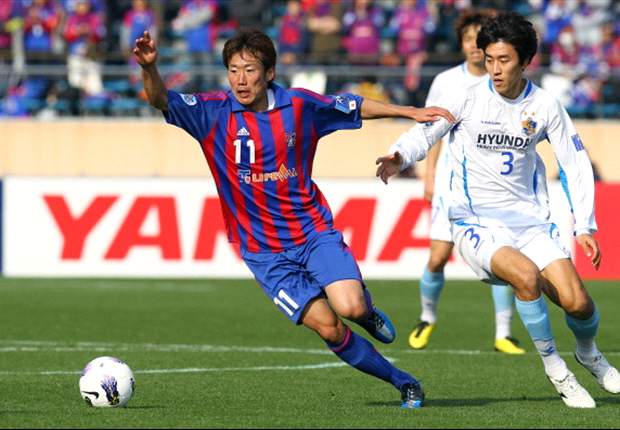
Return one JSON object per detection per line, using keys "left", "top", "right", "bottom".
{"left": 222, "top": 29, "right": 277, "bottom": 75}
{"left": 454, "top": 9, "right": 496, "bottom": 48}
{"left": 476, "top": 12, "right": 538, "bottom": 65}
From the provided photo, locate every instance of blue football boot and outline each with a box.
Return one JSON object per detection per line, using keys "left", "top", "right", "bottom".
{"left": 400, "top": 380, "right": 425, "bottom": 409}
{"left": 359, "top": 307, "right": 396, "bottom": 344}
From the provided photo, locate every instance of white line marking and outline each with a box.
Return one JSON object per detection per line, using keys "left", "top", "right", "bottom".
{"left": 0, "top": 340, "right": 332, "bottom": 355}
{"left": 0, "top": 362, "right": 348, "bottom": 376}
{"left": 2, "top": 340, "right": 620, "bottom": 358}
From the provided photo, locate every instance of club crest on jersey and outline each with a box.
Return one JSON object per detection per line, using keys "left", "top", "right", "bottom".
{"left": 181, "top": 94, "right": 197, "bottom": 106}
{"left": 285, "top": 132, "right": 296, "bottom": 147}
{"left": 521, "top": 112, "right": 538, "bottom": 136}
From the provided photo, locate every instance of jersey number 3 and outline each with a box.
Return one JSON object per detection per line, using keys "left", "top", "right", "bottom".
{"left": 500, "top": 151, "right": 514, "bottom": 175}
{"left": 234, "top": 139, "right": 255, "bottom": 164}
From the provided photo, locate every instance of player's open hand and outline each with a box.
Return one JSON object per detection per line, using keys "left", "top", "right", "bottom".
{"left": 375, "top": 152, "right": 404, "bottom": 184}
{"left": 576, "top": 234, "right": 602, "bottom": 270}
{"left": 133, "top": 31, "right": 157, "bottom": 67}
{"left": 409, "top": 106, "right": 456, "bottom": 124}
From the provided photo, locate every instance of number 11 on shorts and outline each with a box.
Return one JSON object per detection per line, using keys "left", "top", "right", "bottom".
{"left": 274, "top": 289, "right": 300, "bottom": 317}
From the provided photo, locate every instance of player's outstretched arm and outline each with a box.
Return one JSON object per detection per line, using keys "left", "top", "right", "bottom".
{"left": 361, "top": 98, "right": 455, "bottom": 123}
{"left": 134, "top": 31, "right": 168, "bottom": 111}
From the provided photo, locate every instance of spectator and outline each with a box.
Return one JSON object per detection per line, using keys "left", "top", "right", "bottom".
{"left": 23, "top": 0, "right": 62, "bottom": 57}
{"left": 121, "top": 0, "right": 157, "bottom": 85}
{"left": 306, "top": 0, "right": 343, "bottom": 65}
{"left": 0, "top": 1, "right": 24, "bottom": 77}
{"left": 172, "top": 0, "right": 218, "bottom": 89}
{"left": 601, "top": 20, "right": 620, "bottom": 70}
{"left": 0, "top": 1, "right": 18, "bottom": 53}
{"left": 342, "top": 0, "right": 384, "bottom": 65}
{"left": 542, "top": 0, "right": 573, "bottom": 51}
{"left": 278, "top": 0, "right": 307, "bottom": 65}
{"left": 571, "top": 0, "right": 609, "bottom": 48}
{"left": 225, "top": 0, "right": 267, "bottom": 29}
{"left": 64, "top": 0, "right": 105, "bottom": 96}
{"left": 389, "top": 0, "right": 433, "bottom": 96}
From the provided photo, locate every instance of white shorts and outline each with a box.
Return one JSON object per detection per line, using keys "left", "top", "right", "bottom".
{"left": 452, "top": 219, "right": 571, "bottom": 284}
{"left": 429, "top": 194, "right": 453, "bottom": 242}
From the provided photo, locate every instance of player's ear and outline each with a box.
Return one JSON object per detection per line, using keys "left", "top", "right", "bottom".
{"left": 266, "top": 67, "right": 275, "bottom": 83}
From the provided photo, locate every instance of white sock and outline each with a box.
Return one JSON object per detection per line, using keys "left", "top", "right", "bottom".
{"left": 495, "top": 309, "right": 512, "bottom": 340}
{"left": 576, "top": 339, "right": 600, "bottom": 362}
{"left": 420, "top": 295, "right": 438, "bottom": 324}
{"left": 534, "top": 339, "right": 568, "bottom": 380}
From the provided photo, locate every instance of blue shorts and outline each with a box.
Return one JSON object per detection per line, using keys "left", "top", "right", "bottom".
{"left": 241, "top": 229, "right": 363, "bottom": 324}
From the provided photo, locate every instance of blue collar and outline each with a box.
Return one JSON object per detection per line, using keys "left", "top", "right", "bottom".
{"left": 488, "top": 78, "right": 533, "bottom": 101}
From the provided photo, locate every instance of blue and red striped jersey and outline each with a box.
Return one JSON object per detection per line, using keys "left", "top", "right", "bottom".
{"left": 164, "top": 83, "right": 363, "bottom": 252}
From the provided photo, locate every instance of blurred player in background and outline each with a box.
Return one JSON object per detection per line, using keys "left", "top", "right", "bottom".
{"left": 134, "top": 28, "right": 454, "bottom": 409}
{"left": 377, "top": 12, "right": 620, "bottom": 408}
{"left": 409, "top": 9, "right": 528, "bottom": 355}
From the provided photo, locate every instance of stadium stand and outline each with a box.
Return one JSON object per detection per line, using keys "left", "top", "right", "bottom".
{"left": 0, "top": 0, "right": 619, "bottom": 118}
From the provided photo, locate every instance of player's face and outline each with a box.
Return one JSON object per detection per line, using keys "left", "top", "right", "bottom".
{"left": 484, "top": 41, "right": 526, "bottom": 99}
{"left": 227, "top": 50, "right": 275, "bottom": 112}
{"left": 462, "top": 24, "right": 484, "bottom": 68}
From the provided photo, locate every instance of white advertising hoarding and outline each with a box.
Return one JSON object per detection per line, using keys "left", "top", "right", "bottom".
{"left": 1, "top": 177, "right": 574, "bottom": 278}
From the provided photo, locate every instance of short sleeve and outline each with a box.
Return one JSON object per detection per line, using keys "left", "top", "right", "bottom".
{"left": 163, "top": 90, "right": 215, "bottom": 143}
{"left": 310, "top": 92, "right": 364, "bottom": 138}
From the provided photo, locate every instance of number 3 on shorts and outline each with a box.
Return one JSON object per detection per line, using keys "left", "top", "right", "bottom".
{"left": 464, "top": 227, "right": 481, "bottom": 250}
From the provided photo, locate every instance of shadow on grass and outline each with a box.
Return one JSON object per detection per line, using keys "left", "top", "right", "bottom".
{"left": 125, "top": 405, "right": 165, "bottom": 410}
{"left": 369, "top": 395, "right": 620, "bottom": 408}
{"left": 368, "top": 396, "right": 563, "bottom": 408}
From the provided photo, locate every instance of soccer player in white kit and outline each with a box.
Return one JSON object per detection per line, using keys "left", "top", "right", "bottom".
{"left": 409, "top": 10, "right": 527, "bottom": 355}
{"left": 377, "top": 12, "right": 620, "bottom": 408}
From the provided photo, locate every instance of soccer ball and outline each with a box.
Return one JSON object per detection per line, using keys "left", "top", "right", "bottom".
{"left": 79, "top": 356, "right": 135, "bottom": 407}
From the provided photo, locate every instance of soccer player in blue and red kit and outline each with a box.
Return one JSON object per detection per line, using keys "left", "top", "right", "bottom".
{"left": 134, "top": 29, "right": 455, "bottom": 409}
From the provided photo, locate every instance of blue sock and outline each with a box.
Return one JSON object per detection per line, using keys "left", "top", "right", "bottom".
{"left": 515, "top": 296, "right": 566, "bottom": 378}
{"left": 566, "top": 307, "right": 600, "bottom": 359}
{"left": 566, "top": 308, "right": 599, "bottom": 339}
{"left": 491, "top": 284, "right": 514, "bottom": 339}
{"left": 327, "top": 326, "right": 414, "bottom": 390}
{"left": 515, "top": 296, "right": 553, "bottom": 342}
{"left": 419, "top": 268, "right": 444, "bottom": 323}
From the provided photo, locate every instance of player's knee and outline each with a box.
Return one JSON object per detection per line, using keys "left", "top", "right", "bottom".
{"left": 316, "top": 321, "right": 346, "bottom": 344}
{"left": 337, "top": 300, "right": 368, "bottom": 321}
{"left": 564, "top": 295, "right": 593, "bottom": 317}
{"left": 512, "top": 268, "right": 541, "bottom": 299}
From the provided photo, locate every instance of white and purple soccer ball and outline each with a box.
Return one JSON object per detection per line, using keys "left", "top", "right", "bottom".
{"left": 79, "top": 356, "right": 135, "bottom": 408}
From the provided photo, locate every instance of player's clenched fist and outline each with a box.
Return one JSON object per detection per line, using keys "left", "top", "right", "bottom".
{"left": 133, "top": 31, "right": 157, "bottom": 67}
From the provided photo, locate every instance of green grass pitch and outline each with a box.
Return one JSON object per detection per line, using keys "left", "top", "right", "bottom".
{"left": 1, "top": 278, "right": 619, "bottom": 428}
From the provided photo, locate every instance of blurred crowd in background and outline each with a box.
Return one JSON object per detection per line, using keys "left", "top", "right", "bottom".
{"left": 0, "top": 0, "right": 619, "bottom": 118}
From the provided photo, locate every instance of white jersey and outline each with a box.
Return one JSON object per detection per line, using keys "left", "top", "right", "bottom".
{"left": 391, "top": 79, "right": 597, "bottom": 235}
{"left": 425, "top": 63, "right": 487, "bottom": 196}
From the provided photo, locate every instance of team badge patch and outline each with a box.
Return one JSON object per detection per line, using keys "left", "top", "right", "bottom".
{"left": 181, "top": 94, "right": 197, "bottom": 106}
{"left": 334, "top": 95, "right": 356, "bottom": 113}
{"left": 521, "top": 114, "right": 537, "bottom": 136}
